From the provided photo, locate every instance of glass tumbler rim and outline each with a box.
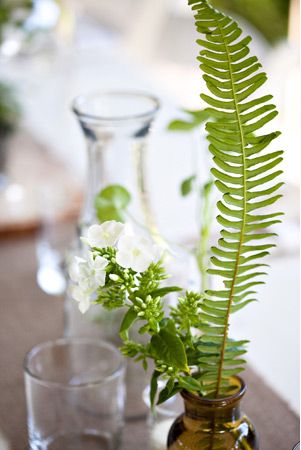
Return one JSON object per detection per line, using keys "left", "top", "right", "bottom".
{"left": 23, "top": 337, "right": 125, "bottom": 389}
{"left": 72, "top": 90, "right": 160, "bottom": 123}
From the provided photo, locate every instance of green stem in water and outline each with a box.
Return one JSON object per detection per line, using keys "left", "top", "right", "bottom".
{"left": 196, "top": 180, "right": 214, "bottom": 293}
{"left": 133, "top": 139, "right": 169, "bottom": 250}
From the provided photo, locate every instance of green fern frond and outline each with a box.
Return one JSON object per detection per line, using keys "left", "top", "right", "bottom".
{"left": 189, "top": 0, "right": 283, "bottom": 397}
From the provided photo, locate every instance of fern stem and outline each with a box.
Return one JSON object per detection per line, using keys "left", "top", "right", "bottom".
{"left": 209, "top": 415, "right": 217, "bottom": 450}
{"left": 214, "top": 18, "right": 247, "bottom": 398}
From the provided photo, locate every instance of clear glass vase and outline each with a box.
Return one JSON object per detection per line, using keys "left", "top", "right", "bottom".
{"left": 64, "top": 91, "right": 160, "bottom": 342}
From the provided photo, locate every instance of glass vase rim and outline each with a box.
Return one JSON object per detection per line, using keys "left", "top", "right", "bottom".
{"left": 181, "top": 375, "right": 246, "bottom": 408}
{"left": 23, "top": 337, "right": 125, "bottom": 389}
{"left": 72, "top": 90, "right": 160, "bottom": 123}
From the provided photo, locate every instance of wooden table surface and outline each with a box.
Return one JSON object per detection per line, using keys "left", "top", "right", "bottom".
{"left": 0, "top": 235, "right": 299, "bottom": 450}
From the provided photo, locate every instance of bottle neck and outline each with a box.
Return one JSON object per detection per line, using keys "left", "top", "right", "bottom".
{"left": 80, "top": 137, "right": 108, "bottom": 228}
{"left": 181, "top": 380, "right": 246, "bottom": 430}
{"left": 77, "top": 124, "right": 162, "bottom": 243}
{"left": 183, "top": 396, "right": 242, "bottom": 424}
{"left": 73, "top": 96, "right": 160, "bottom": 238}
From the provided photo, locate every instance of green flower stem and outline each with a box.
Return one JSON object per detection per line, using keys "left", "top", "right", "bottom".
{"left": 196, "top": 180, "right": 214, "bottom": 292}
{"left": 133, "top": 140, "right": 168, "bottom": 249}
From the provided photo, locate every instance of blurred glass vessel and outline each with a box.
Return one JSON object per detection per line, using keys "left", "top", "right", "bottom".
{"left": 64, "top": 91, "right": 161, "bottom": 341}
{"left": 35, "top": 182, "right": 79, "bottom": 296}
{"left": 24, "top": 338, "right": 125, "bottom": 450}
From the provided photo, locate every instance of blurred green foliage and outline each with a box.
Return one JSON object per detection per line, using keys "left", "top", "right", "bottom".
{"left": 0, "top": 1, "right": 31, "bottom": 133}
{"left": 0, "top": 0, "right": 33, "bottom": 42}
{"left": 0, "top": 83, "right": 21, "bottom": 134}
{"left": 210, "top": 0, "right": 290, "bottom": 43}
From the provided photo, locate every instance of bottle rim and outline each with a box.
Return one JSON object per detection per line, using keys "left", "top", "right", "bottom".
{"left": 181, "top": 375, "right": 246, "bottom": 408}
{"left": 72, "top": 90, "right": 160, "bottom": 123}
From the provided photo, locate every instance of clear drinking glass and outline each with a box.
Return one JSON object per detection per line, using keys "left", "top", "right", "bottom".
{"left": 24, "top": 338, "right": 125, "bottom": 450}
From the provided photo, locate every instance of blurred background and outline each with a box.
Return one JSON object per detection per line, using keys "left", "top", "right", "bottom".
{"left": 0, "top": 0, "right": 299, "bottom": 424}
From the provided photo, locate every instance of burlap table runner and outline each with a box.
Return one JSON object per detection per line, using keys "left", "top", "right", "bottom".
{"left": 0, "top": 237, "right": 299, "bottom": 450}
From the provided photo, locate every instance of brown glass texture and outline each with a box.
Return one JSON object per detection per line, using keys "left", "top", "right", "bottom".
{"left": 167, "top": 377, "right": 258, "bottom": 450}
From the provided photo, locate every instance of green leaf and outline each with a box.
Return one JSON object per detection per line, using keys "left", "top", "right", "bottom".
{"left": 150, "top": 286, "right": 183, "bottom": 297}
{"left": 151, "top": 329, "right": 189, "bottom": 372}
{"left": 167, "top": 109, "right": 210, "bottom": 131}
{"left": 94, "top": 184, "right": 131, "bottom": 222}
{"left": 119, "top": 308, "right": 137, "bottom": 340}
{"left": 160, "top": 318, "right": 177, "bottom": 335}
{"left": 181, "top": 175, "right": 197, "bottom": 196}
{"left": 231, "top": 299, "right": 256, "bottom": 313}
{"left": 150, "top": 370, "right": 161, "bottom": 408}
{"left": 157, "top": 381, "right": 181, "bottom": 405}
{"left": 168, "top": 119, "right": 198, "bottom": 131}
{"left": 157, "top": 378, "right": 175, "bottom": 404}
{"left": 178, "top": 375, "right": 202, "bottom": 392}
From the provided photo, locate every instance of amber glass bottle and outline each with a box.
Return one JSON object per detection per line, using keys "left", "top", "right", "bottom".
{"left": 167, "top": 377, "right": 258, "bottom": 450}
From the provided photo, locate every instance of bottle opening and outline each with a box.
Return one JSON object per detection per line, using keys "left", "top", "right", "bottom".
{"left": 72, "top": 91, "right": 160, "bottom": 123}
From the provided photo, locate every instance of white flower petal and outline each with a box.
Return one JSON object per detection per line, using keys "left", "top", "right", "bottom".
{"left": 116, "top": 234, "right": 161, "bottom": 272}
{"left": 137, "top": 236, "right": 151, "bottom": 247}
{"left": 117, "top": 234, "right": 135, "bottom": 252}
{"left": 78, "top": 277, "right": 98, "bottom": 291}
{"left": 70, "top": 285, "right": 93, "bottom": 314}
{"left": 87, "top": 224, "right": 106, "bottom": 248}
{"left": 70, "top": 285, "right": 87, "bottom": 303}
{"left": 86, "top": 221, "right": 125, "bottom": 248}
{"left": 131, "top": 253, "right": 152, "bottom": 272}
{"left": 102, "top": 221, "right": 125, "bottom": 245}
{"left": 80, "top": 236, "right": 90, "bottom": 246}
{"left": 94, "top": 269, "right": 106, "bottom": 286}
{"left": 68, "top": 256, "right": 86, "bottom": 283}
{"left": 78, "top": 298, "right": 91, "bottom": 314}
{"left": 92, "top": 255, "right": 109, "bottom": 271}
{"left": 152, "top": 244, "right": 162, "bottom": 262}
{"left": 116, "top": 250, "right": 133, "bottom": 269}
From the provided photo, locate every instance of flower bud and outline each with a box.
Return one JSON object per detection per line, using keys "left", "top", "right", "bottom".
{"left": 109, "top": 274, "right": 120, "bottom": 282}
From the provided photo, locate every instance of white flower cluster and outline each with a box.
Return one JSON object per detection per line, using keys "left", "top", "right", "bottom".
{"left": 69, "top": 221, "right": 160, "bottom": 314}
